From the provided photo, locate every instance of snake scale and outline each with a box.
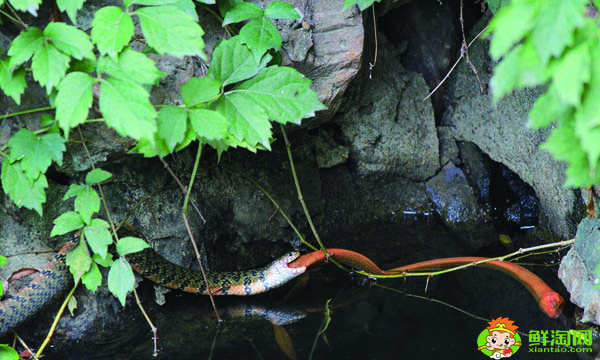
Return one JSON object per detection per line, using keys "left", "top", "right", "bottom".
{"left": 0, "top": 240, "right": 306, "bottom": 338}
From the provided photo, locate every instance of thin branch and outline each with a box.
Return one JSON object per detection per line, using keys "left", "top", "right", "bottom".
{"left": 133, "top": 288, "right": 159, "bottom": 357}
{"left": 182, "top": 212, "right": 221, "bottom": 322}
{"left": 15, "top": 333, "right": 38, "bottom": 360}
{"left": 354, "top": 238, "right": 574, "bottom": 279}
{"left": 159, "top": 157, "right": 206, "bottom": 223}
{"left": 460, "top": 0, "right": 483, "bottom": 93}
{"left": 423, "top": 25, "right": 488, "bottom": 101}
{"left": 368, "top": 5, "right": 378, "bottom": 80}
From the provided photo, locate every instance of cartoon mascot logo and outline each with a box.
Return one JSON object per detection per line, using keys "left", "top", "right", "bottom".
{"left": 477, "top": 317, "right": 521, "bottom": 358}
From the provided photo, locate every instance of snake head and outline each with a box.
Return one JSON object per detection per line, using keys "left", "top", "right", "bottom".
{"left": 264, "top": 252, "right": 306, "bottom": 290}
{"left": 539, "top": 292, "right": 565, "bottom": 318}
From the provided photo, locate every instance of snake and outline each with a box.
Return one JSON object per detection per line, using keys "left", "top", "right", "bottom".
{"left": 0, "top": 243, "right": 565, "bottom": 338}
{"left": 289, "top": 249, "right": 565, "bottom": 318}
{"left": 0, "top": 240, "right": 306, "bottom": 338}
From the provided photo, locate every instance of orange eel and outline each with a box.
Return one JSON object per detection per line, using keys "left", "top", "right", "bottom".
{"left": 289, "top": 249, "right": 565, "bottom": 318}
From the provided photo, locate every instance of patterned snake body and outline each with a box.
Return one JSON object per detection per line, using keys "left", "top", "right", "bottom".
{"left": 0, "top": 243, "right": 306, "bottom": 337}
{"left": 0, "top": 241, "right": 76, "bottom": 338}
{"left": 126, "top": 249, "right": 306, "bottom": 295}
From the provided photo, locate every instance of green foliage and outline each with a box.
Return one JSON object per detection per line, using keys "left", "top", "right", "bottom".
{"left": 50, "top": 168, "right": 151, "bottom": 304}
{"left": 0, "top": 0, "right": 324, "bottom": 315}
{"left": 0, "top": 345, "right": 19, "bottom": 360}
{"left": 487, "top": 0, "right": 600, "bottom": 187}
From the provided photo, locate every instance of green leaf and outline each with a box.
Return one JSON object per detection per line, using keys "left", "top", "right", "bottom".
{"left": 74, "top": 187, "right": 100, "bottom": 225}
{"left": 84, "top": 220, "right": 112, "bottom": 258}
{"left": 157, "top": 106, "right": 187, "bottom": 151}
{"left": 8, "top": 0, "right": 41, "bottom": 15}
{"left": 44, "top": 22, "right": 94, "bottom": 60}
{"left": 56, "top": 0, "right": 85, "bottom": 24}
{"left": 0, "top": 345, "right": 19, "bottom": 360}
{"left": 0, "top": 59, "right": 27, "bottom": 104}
{"left": 31, "top": 43, "right": 70, "bottom": 93}
{"left": 1, "top": 161, "right": 48, "bottom": 215}
{"left": 530, "top": 0, "right": 586, "bottom": 63}
{"left": 82, "top": 262, "right": 102, "bottom": 292}
{"left": 66, "top": 241, "right": 93, "bottom": 283}
{"left": 487, "top": 0, "right": 540, "bottom": 59}
{"left": 207, "top": 37, "right": 264, "bottom": 86}
{"left": 64, "top": 183, "right": 85, "bottom": 199}
{"left": 108, "top": 257, "right": 135, "bottom": 306}
{"left": 189, "top": 109, "right": 229, "bottom": 140}
{"left": 552, "top": 42, "right": 591, "bottom": 106}
{"left": 181, "top": 77, "right": 222, "bottom": 107}
{"left": 91, "top": 6, "right": 134, "bottom": 59}
{"left": 232, "top": 65, "right": 326, "bottom": 125}
{"left": 7, "top": 129, "right": 66, "bottom": 182}
{"left": 67, "top": 294, "right": 77, "bottom": 315}
{"left": 86, "top": 168, "right": 113, "bottom": 184}
{"left": 528, "top": 87, "right": 572, "bottom": 129}
{"left": 239, "top": 17, "right": 281, "bottom": 62}
{"left": 541, "top": 122, "right": 600, "bottom": 186}
{"left": 51, "top": 211, "right": 84, "bottom": 236}
{"left": 174, "top": 124, "right": 196, "bottom": 151}
{"left": 69, "top": 57, "right": 97, "bottom": 73}
{"left": 7, "top": 27, "right": 43, "bottom": 68}
{"left": 218, "top": 0, "right": 242, "bottom": 17}
{"left": 132, "top": 135, "right": 172, "bottom": 157}
{"left": 0, "top": 256, "right": 7, "bottom": 267}
{"left": 97, "top": 49, "right": 164, "bottom": 85}
{"left": 490, "top": 44, "right": 521, "bottom": 101}
{"left": 93, "top": 252, "right": 114, "bottom": 267}
{"left": 264, "top": 1, "right": 299, "bottom": 20}
{"left": 214, "top": 92, "right": 271, "bottom": 148}
{"left": 99, "top": 77, "right": 157, "bottom": 141}
{"left": 222, "top": 2, "right": 263, "bottom": 26}
{"left": 56, "top": 72, "right": 94, "bottom": 138}
{"left": 116, "top": 236, "right": 150, "bottom": 256}
{"left": 134, "top": 5, "right": 205, "bottom": 58}
{"left": 574, "top": 45, "right": 600, "bottom": 173}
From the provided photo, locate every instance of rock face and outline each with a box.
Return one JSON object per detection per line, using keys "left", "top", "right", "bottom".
{"left": 335, "top": 34, "right": 439, "bottom": 182}
{"left": 441, "top": 13, "right": 583, "bottom": 239}
{"left": 559, "top": 219, "right": 600, "bottom": 325}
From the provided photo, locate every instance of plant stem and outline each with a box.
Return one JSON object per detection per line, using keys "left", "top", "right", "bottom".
{"left": 218, "top": 163, "right": 318, "bottom": 251}
{"left": 0, "top": 106, "right": 54, "bottom": 120}
{"left": 35, "top": 282, "right": 78, "bottom": 358}
{"left": 354, "top": 238, "right": 575, "bottom": 279}
{"left": 182, "top": 144, "right": 202, "bottom": 215}
{"left": 279, "top": 125, "right": 327, "bottom": 253}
